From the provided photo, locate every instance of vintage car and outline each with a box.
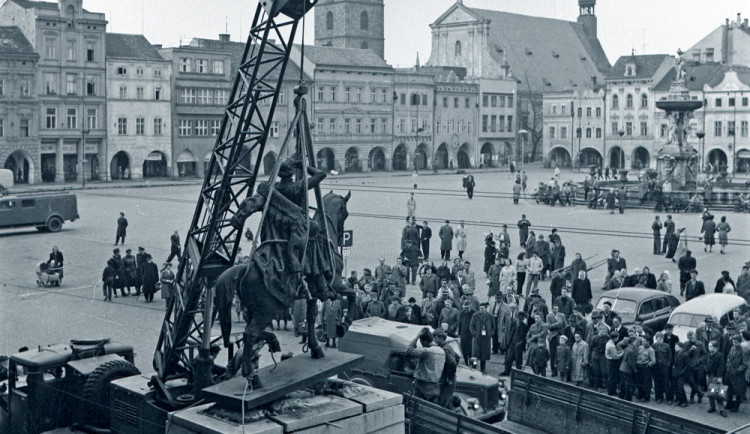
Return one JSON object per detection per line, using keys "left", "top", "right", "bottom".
{"left": 0, "top": 191, "right": 78, "bottom": 232}
{"left": 595, "top": 288, "right": 680, "bottom": 332}
{"left": 668, "top": 294, "right": 748, "bottom": 342}
{"left": 336, "top": 317, "right": 506, "bottom": 422}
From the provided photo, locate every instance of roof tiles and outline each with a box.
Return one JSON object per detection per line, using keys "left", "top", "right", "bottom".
{"left": 106, "top": 33, "right": 164, "bottom": 61}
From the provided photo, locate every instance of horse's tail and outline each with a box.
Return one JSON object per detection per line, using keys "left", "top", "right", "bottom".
{"left": 215, "top": 266, "right": 242, "bottom": 348}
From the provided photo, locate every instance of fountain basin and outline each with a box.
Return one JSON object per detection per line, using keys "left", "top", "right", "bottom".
{"left": 655, "top": 99, "right": 703, "bottom": 112}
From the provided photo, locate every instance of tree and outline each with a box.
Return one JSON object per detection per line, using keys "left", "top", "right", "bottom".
{"left": 517, "top": 76, "right": 544, "bottom": 163}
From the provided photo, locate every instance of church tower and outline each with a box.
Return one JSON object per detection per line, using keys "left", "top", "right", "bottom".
{"left": 314, "top": 0, "right": 385, "bottom": 59}
{"left": 577, "top": 0, "right": 597, "bottom": 39}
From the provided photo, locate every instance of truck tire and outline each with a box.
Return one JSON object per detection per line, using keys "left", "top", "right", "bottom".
{"left": 349, "top": 376, "right": 374, "bottom": 387}
{"left": 81, "top": 359, "right": 140, "bottom": 428}
{"left": 46, "top": 216, "right": 63, "bottom": 232}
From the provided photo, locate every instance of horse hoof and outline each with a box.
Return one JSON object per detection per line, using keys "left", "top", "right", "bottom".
{"left": 311, "top": 346, "right": 325, "bottom": 359}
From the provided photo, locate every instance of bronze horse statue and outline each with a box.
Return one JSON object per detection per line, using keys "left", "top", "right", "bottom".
{"left": 215, "top": 190, "right": 352, "bottom": 386}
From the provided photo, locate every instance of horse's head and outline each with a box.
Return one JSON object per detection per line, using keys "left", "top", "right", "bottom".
{"left": 322, "top": 191, "right": 350, "bottom": 246}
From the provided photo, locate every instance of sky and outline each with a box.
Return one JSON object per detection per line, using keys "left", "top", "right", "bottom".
{"left": 76, "top": 0, "right": 748, "bottom": 67}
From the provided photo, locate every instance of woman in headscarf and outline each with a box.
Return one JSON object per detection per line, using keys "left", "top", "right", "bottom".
{"left": 656, "top": 271, "right": 673, "bottom": 293}
{"left": 674, "top": 227, "right": 688, "bottom": 262}
{"left": 716, "top": 216, "right": 731, "bottom": 254}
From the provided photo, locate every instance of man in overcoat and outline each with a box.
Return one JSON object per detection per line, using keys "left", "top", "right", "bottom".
{"left": 115, "top": 212, "right": 128, "bottom": 245}
{"left": 439, "top": 220, "right": 454, "bottom": 260}
{"left": 470, "top": 302, "right": 495, "bottom": 373}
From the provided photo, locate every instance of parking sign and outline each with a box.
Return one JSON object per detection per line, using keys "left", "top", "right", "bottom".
{"left": 342, "top": 230, "right": 353, "bottom": 247}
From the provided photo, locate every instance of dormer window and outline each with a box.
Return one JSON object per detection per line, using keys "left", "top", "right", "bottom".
{"left": 625, "top": 64, "right": 636, "bottom": 77}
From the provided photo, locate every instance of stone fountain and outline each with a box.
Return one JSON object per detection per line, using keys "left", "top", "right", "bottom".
{"left": 655, "top": 50, "right": 702, "bottom": 190}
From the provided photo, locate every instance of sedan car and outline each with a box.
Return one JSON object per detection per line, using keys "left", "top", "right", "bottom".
{"left": 667, "top": 294, "right": 748, "bottom": 342}
{"left": 595, "top": 288, "right": 680, "bottom": 332}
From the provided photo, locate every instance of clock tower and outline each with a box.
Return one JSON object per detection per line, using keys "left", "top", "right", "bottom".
{"left": 314, "top": 0, "right": 385, "bottom": 59}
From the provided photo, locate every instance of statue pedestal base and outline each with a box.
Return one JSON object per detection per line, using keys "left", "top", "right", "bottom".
{"left": 656, "top": 145, "right": 699, "bottom": 190}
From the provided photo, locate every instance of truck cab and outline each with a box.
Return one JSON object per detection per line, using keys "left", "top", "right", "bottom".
{"left": 336, "top": 318, "right": 506, "bottom": 422}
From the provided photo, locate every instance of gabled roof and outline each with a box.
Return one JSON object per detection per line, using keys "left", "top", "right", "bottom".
{"left": 0, "top": 26, "right": 38, "bottom": 57}
{"left": 653, "top": 62, "right": 723, "bottom": 91}
{"left": 8, "top": 0, "right": 58, "bottom": 10}
{"left": 437, "top": 5, "right": 610, "bottom": 92}
{"left": 606, "top": 54, "right": 672, "bottom": 80}
{"left": 301, "top": 45, "right": 391, "bottom": 70}
{"left": 106, "top": 33, "right": 164, "bottom": 61}
{"left": 706, "top": 64, "right": 750, "bottom": 88}
{"left": 190, "top": 37, "right": 310, "bottom": 81}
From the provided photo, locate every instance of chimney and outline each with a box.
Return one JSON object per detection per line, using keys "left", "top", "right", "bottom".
{"left": 744, "top": 19, "right": 749, "bottom": 28}
{"left": 726, "top": 18, "right": 730, "bottom": 27}
{"left": 591, "top": 76, "right": 597, "bottom": 86}
{"left": 737, "top": 13, "right": 742, "bottom": 25}
{"left": 219, "top": 33, "right": 230, "bottom": 42}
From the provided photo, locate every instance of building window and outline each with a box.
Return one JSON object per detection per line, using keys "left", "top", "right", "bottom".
{"left": 660, "top": 124, "right": 667, "bottom": 138}
{"left": 117, "top": 117, "right": 127, "bottom": 135}
{"left": 355, "top": 118, "right": 362, "bottom": 133}
{"left": 195, "top": 120, "right": 208, "bottom": 136}
{"left": 65, "top": 74, "right": 76, "bottom": 95}
{"left": 446, "top": 120, "right": 453, "bottom": 133}
{"left": 67, "top": 41, "right": 76, "bottom": 60}
{"left": 595, "top": 128, "right": 601, "bottom": 138}
{"left": 318, "top": 86, "right": 324, "bottom": 101}
{"left": 729, "top": 97, "right": 736, "bottom": 107}
{"left": 482, "top": 115, "right": 488, "bottom": 132}
{"left": 714, "top": 121, "right": 722, "bottom": 137}
{"left": 436, "top": 121, "right": 441, "bottom": 133}
{"left": 154, "top": 69, "right": 162, "bottom": 76}
{"left": 198, "top": 89, "right": 212, "bottom": 104}
{"left": 46, "top": 108, "right": 56, "bottom": 129}
{"left": 551, "top": 105, "right": 557, "bottom": 114}
{"left": 136, "top": 87, "right": 144, "bottom": 100}
{"left": 0, "top": 118, "right": 3, "bottom": 137}
{"left": 743, "top": 97, "right": 749, "bottom": 107}
{"left": 369, "top": 118, "right": 376, "bottom": 133}
{"left": 641, "top": 94, "right": 648, "bottom": 108}
{"left": 21, "top": 79, "right": 30, "bottom": 96}
{"left": 465, "top": 97, "right": 470, "bottom": 108}
{"left": 454, "top": 97, "right": 459, "bottom": 108}
{"left": 443, "top": 97, "right": 448, "bottom": 108}
{"left": 45, "top": 73, "right": 57, "bottom": 95}
{"left": 595, "top": 107, "right": 601, "bottom": 117}
{"left": 382, "top": 88, "right": 388, "bottom": 103}
{"left": 197, "top": 59, "right": 207, "bottom": 73}
{"left": 330, "top": 86, "right": 336, "bottom": 101}
{"left": 269, "top": 121, "right": 279, "bottom": 137}
{"left": 329, "top": 118, "right": 336, "bottom": 132}
{"left": 180, "top": 58, "right": 192, "bottom": 73}
{"left": 345, "top": 87, "right": 351, "bottom": 102}
{"left": 586, "top": 107, "right": 592, "bottom": 117}
{"left": 640, "top": 122, "right": 647, "bottom": 136}
{"left": 116, "top": 66, "right": 127, "bottom": 75}
{"left": 455, "top": 40, "right": 461, "bottom": 57}
{"left": 482, "top": 95, "right": 488, "bottom": 107}
{"left": 381, "top": 118, "right": 387, "bottom": 133}
{"left": 360, "top": 10, "right": 369, "bottom": 30}
{"left": 119, "top": 86, "right": 127, "bottom": 99}
{"left": 87, "top": 108, "right": 97, "bottom": 129}
{"left": 611, "top": 121, "right": 618, "bottom": 135}
{"left": 577, "top": 107, "right": 582, "bottom": 118}
{"left": 154, "top": 87, "right": 162, "bottom": 100}
{"left": 86, "top": 41, "right": 95, "bottom": 61}
{"left": 344, "top": 118, "right": 351, "bottom": 133}
{"left": 498, "top": 96, "right": 504, "bottom": 107}
{"left": 154, "top": 118, "right": 163, "bottom": 135}
{"left": 216, "top": 89, "right": 228, "bottom": 105}
{"left": 86, "top": 76, "right": 96, "bottom": 95}
{"left": 498, "top": 116, "right": 505, "bottom": 132}
{"left": 507, "top": 116, "right": 512, "bottom": 131}
{"left": 423, "top": 118, "right": 429, "bottom": 132}
{"left": 741, "top": 121, "right": 748, "bottom": 137}
{"left": 715, "top": 98, "right": 722, "bottom": 107}
{"left": 626, "top": 94, "right": 633, "bottom": 109}
{"left": 211, "top": 120, "right": 221, "bottom": 136}
{"left": 423, "top": 94, "right": 429, "bottom": 105}
{"left": 135, "top": 117, "right": 145, "bottom": 135}
{"left": 66, "top": 108, "right": 77, "bottom": 129}
{"left": 586, "top": 127, "right": 592, "bottom": 138}
{"left": 561, "top": 104, "right": 566, "bottom": 114}
{"left": 326, "top": 11, "right": 334, "bottom": 30}
{"left": 728, "top": 120, "right": 736, "bottom": 136}
{"left": 560, "top": 126, "right": 567, "bottom": 139}
{"left": 491, "top": 95, "right": 497, "bottom": 107}
{"left": 398, "top": 118, "right": 405, "bottom": 133}
{"left": 20, "top": 118, "right": 29, "bottom": 137}
{"left": 490, "top": 115, "right": 496, "bottom": 132}
{"left": 136, "top": 67, "right": 144, "bottom": 76}
{"left": 612, "top": 95, "right": 618, "bottom": 108}
{"left": 625, "top": 121, "right": 632, "bottom": 136}
{"left": 179, "top": 120, "right": 192, "bottom": 136}
{"left": 213, "top": 60, "right": 224, "bottom": 74}
{"left": 45, "top": 37, "right": 57, "bottom": 59}
{"left": 181, "top": 88, "right": 196, "bottom": 104}
{"left": 411, "top": 118, "right": 417, "bottom": 132}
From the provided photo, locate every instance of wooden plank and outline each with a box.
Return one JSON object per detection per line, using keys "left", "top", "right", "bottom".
{"left": 294, "top": 404, "right": 405, "bottom": 434}
{"left": 203, "top": 352, "right": 363, "bottom": 411}
{"left": 266, "top": 395, "right": 362, "bottom": 432}
{"left": 325, "top": 379, "right": 403, "bottom": 413}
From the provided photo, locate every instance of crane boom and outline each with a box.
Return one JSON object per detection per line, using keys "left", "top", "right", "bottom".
{"left": 152, "top": 0, "right": 317, "bottom": 394}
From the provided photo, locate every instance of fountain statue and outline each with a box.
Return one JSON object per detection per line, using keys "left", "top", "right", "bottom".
{"left": 655, "top": 50, "right": 702, "bottom": 190}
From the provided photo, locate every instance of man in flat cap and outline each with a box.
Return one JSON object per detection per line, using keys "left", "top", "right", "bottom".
{"left": 684, "top": 270, "right": 705, "bottom": 301}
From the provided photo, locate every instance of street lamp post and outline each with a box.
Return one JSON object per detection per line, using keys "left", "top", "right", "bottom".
{"left": 696, "top": 130, "right": 705, "bottom": 172}
{"left": 80, "top": 128, "right": 90, "bottom": 188}
{"left": 616, "top": 129, "right": 625, "bottom": 171}
{"left": 519, "top": 129, "right": 529, "bottom": 166}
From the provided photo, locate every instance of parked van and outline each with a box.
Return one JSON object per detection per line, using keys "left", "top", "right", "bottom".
{"left": 667, "top": 294, "right": 748, "bottom": 341}
{"left": 0, "top": 191, "right": 78, "bottom": 232}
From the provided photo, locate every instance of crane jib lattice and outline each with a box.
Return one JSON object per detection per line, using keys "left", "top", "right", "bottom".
{"left": 152, "top": 0, "right": 317, "bottom": 397}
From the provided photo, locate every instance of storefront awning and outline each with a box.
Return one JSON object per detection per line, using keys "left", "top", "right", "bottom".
{"left": 737, "top": 150, "right": 750, "bottom": 158}
{"left": 176, "top": 151, "right": 196, "bottom": 163}
{"left": 146, "top": 151, "right": 165, "bottom": 161}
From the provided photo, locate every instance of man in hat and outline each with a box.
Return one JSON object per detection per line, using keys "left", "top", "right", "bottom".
{"left": 696, "top": 316, "right": 722, "bottom": 349}
{"left": 417, "top": 220, "right": 432, "bottom": 260}
{"left": 439, "top": 220, "right": 453, "bottom": 260}
{"left": 502, "top": 311, "right": 528, "bottom": 376}
{"left": 420, "top": 266, "right": 439, "bottom": 298}
{"left": 606, "top": 250, "right": 627, "bottom": 281}
{"left": 407, "top": 327, "right": 446, "bottom": 403}
{"left": 140, "top": 253, "right": 159, "bottom": 302}
{"left": 517, "top": 214, "right": 531, "bottom": 248}
{"left": 489, "top": 292, "right": 504, "bottom": 354}
{"left": 470, "top": 302, "right": 495, "bottom": 373}
{"left": 684, "top": 270, "right": 705, "bottom": 301}
{"left": 662, "top": 214, "right": 675, "bottom": 254}
{"left": 677, "top": 250, "right": 697, "bottom": 294}
{"left": 110, "top": 248, "right": 125, "bottom": 297}
{"left": 439, "top": 299, "right": 459, "bottom": 338}
{"left": 534, "top": 234, "right": 551, "bottom": 279}
{"left": 374, "top": 257, "right": 391, "bottom": 284}
{"left": 458, "top": 300, "right": 476, "bottom": 365}
{"left": 401, "top": 218, "right": 420, "bottom": 250}
{"left": 547, "top": 303, "right": 567, "bottom": 377}
{"left": 115, "top": 212, "right": 128, "bottom": 245}
{"left": 167, "top": 230, "right": 181, "bottom": 264}
{"left": 651, "top": 216, "right": 663, "bottom": 255}
{"left": 123, "top": 248, "right": 137, "bottom": 295}
{"left": 134, "top": 247, "right": 147, "bottom": 296}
